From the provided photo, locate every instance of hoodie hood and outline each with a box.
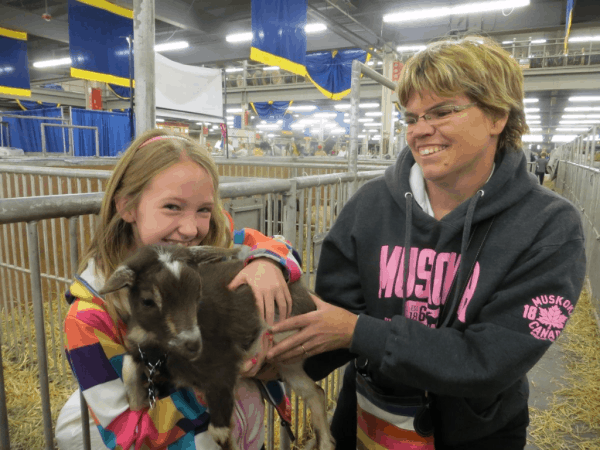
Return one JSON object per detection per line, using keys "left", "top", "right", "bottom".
{"left": 385, "top": 146, "right": 536, "bottom": 228}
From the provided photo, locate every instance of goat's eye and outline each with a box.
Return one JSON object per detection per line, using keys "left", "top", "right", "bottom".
{"left": 142, "top": 298, "right": 156, "bottom": 308}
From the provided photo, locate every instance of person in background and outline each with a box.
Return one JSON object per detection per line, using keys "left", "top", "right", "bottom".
{"left": 535, "top": 151, "right": 550, "bottom": 185}
{"left": 266, "top": 36, "right": 586, "bottom": 450}
{"left": 56, "top": 129, "right": 303, "bottom": 450}
{"left": 337, "top": 145, "right": 348, "bottom": 158}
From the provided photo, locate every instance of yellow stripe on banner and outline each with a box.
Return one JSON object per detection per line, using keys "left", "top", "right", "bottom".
{"left": 250, "top": 102, "right": 258, "bottom": 115}
{"left": 306, "top": 51, "right": 373, "bottom": 101}
{"left": 250, "top": 47, "right": 307, "bottom": 78}
{"left": 0, "top": 86, "right": 31, "bottom": 97}
{"left": 76, "top": 0, "right": 133, "bottom": 19}
{"left": 71, "top": 68, "right": 134, "bottom": 88}
{"left": 564, "top": 10, "right": 573, "bottom": 54}
{"left": 0, "top": 27, "right": 27, "bottom": 40}
{"left": 107, "top": 83, "right": 131, "bottom": 100}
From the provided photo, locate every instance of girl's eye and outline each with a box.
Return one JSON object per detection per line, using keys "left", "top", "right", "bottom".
{"left": 165, "top": 204, "right": 180, "bottom": 211}
{"left": 431, "top": 108, "right": 453, "bottom": 119}
{"left": 198, "top": 207, "right": 212, "bottom": 213}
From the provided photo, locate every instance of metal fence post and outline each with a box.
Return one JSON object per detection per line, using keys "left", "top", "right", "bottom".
{"left": 26, "top": 221, "right": 54, "bottom": 450}
{"left": 283, "top": 180, "right": 297, "bottom": 248}
{"left": 348, "top": 60, "right": 361, "bottom": 197}
{"left": 0, "top": 329, "right": 10, "bottom": 450}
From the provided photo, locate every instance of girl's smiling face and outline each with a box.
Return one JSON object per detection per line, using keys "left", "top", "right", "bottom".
{"left": 118, "top": 159, "right": 215, "bottom": 249}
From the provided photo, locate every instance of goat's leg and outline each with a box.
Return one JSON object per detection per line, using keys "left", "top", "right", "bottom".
{"left": 122, "top": 354, "right": 150, "bottom": 411}
{"left": 278, "top": 363, "right": 335, "bottom": 450}
{"left": 203, "top": 381, "right": 239, "bottom": 450}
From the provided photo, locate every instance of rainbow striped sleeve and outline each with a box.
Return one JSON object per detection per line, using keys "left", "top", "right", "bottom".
{"left": 233, "top": 228, "right": 303, "bottom": 283}
{"left": 64, "top": 288, "right": 210, "bottom": 450}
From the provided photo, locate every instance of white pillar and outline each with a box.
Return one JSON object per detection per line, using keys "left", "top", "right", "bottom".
{"left": 133, "top": 0, "right": 156, "bottom": 136}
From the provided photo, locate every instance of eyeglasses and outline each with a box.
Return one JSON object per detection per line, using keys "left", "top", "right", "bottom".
{"left": 404, "top": 103, "right": 478, "bottom": 127}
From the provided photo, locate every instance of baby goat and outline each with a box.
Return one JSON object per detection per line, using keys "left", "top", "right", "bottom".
{"left": 99, "top": 244, "right": 335, "bottom": 450}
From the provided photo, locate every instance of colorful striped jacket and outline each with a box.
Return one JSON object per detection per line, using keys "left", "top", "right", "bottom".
{"left": 63, "top": 227, "right": 301, "bottom": 450}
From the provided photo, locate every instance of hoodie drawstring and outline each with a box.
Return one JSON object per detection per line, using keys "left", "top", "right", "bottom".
{"left": 439, "top": 190, "right": 485, "bottom": 328}
{"left": 401, "top": 192, "right": 414, "bottom": 314}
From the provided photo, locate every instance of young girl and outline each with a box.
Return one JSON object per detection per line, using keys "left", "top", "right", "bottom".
{"left": 56, "top": 129, "right": 302, "bottom": 450}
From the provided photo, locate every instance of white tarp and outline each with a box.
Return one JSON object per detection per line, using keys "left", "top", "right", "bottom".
{"left": 155, "top": 53, "right": 223, "bottom": 122}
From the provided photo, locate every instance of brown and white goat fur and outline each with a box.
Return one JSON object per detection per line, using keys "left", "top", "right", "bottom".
{"left": 99, "top": 244, "right": 335, "bottom": 450}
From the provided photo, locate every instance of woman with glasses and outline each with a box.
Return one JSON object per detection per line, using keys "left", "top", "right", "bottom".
{"left": 265, "top": 36, "right": 586, "bottom": 449}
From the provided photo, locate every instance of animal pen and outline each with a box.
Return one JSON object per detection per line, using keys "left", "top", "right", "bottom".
{"left": 0, "top": 61, "right": 599, "bottom": 450}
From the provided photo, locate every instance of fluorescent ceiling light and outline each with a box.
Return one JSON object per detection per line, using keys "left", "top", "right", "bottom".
{"left": 569, "top": 96, "right": 600, "bottom": 102}
{"left": 288, "top": 105, "right": 317, "bottom": 112}
{"left": 358, "top": 118, "right": 374, "bottom": 122}
{"left": 226, "top": 32, "right": 253, "bottom": 43}
{"left": 527, "top": 127, "right": 542, "bottom": 132}
{"left": 555, "top": 127, "right": 590, "bottom": 132}
{"left": 315, "top": 112, "right": 337, "bottom": 118}
{"left": 263, "top": 66, "right": 280, "bottom": 71}
{"left": 359, "top": 103, "right": 379, "bottom": 109}
{"left": 154, "top": 41, "right": 189, "bottom": 52}
{"left": 156, "top": 119, "right": 165, "bottom": 123}
{"left": 365, "top": 112, "right": 383, "bottom": 116}
{"left": 524, "top": 108, "right": 540, "bottom": 113}
{"left": 530, "top": 39, "right": 547, "bottom": 44}
{"left": 568, "top": 35, "right": 600, "bottom": 43}
{"left": 552, "top": 135, "right": 578, "bottom": 142}
{"left": 267, "top": 133, "right": 276, "bottom": 137}
{"left": 257, "top": 123, "right": 281, "bottom": 129}
{"left": 502, "top": 40, "right": 515, "bottom": 44}
{"left": 227, "top": 108, "right": 242, "bottom": 113}
{"left": 562, "top": 114, "right": 600, "bottom": 119}
{"left": 226, "top": 115, "right": 234, "bottom": 120}
{"left": 526, "top": 120, "right": 541, "bottom": 124}
{"left": 523, "top": 98, "right": 538, "bottom": 103}
{"left": 305, "top": 23, "right": 327, "bottom": 33}
{"left": 522, "top": 134, "right": 544, "bottom": 142}
{"left": 396, "top": 45, "right": 427, "bottom": 52}
{"left": 358, "top": 134, "right": 366, "bottom": 138}
{"left": 367, "top": 61, "right": 375, "bottom": 66}
{"left": 365, "top": 123, "right": 382, "bottom": 127}
{"left": 225, "top": 67, "right": 244, "bottom": 73}
{"left": 526, "top": 114, "right": 541, "bottom": 119}
{"left": 383, "top": 0, "right": 530, "bottom": 23}
{"left": 335, "top": 104, "right": 351, "bottom": 110}
{"left": 33, "top": 57, "right": 72, "bottom": 68}
{"left": 560, "top": 120, "right": 599, "bottom": 124}
{"left": 565, "top": 107, "right": 600, "bottom": 112}
{"left": 291, "top": 123, "right": 306, "bottom": 129}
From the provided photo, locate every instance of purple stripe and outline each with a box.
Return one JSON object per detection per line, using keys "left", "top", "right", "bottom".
{"left": 67, "top": 342, "right": 120, "bottom": 390}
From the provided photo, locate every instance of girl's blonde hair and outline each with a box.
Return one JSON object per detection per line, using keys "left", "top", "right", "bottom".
{"left": 79, "top": 128, "right": 231, "bottom": 284}
{"left": 397, "top": 35, "right": 529, "bottom": 152}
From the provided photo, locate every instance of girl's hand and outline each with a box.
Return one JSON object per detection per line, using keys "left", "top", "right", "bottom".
{"left": 239, "top": 330, "right": 274, "bottom": 378}
{"left": 227, "top": 258, "right": 292, "bottom": 326}
{"left": 266, "top": 295, "right": 358, "bottom": 365}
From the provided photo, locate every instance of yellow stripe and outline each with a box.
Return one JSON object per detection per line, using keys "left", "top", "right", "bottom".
{"left": 250, "top": 47, "right": 307, "bottom": 77}
{"left": 16, "top": 99, "right": 27, "bottom": 110}
{"left": 250, "top": 102, "right": 258, "bottom": 115}
{"left": 564, "top": 10, "right": 573, "bottom": 54}
{"left": 0, "top": 86, "right": 31, "bottom": 97}
{"left": 305, "top": 71, "right": 352, "bottom": 100}
{"left": 71, "top": 68, "right": 134, "bottom": 87}
{"left": 0, "top": 27, "right": 27, "bottom": 40}
{"left": 76, "top": 0, "right": 133, "bottom": 19}
{"left": 69, "top": 280, "right": 95, "bottom": 300}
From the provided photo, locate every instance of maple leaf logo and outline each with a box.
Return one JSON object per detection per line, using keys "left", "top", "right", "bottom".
{"left": 537, "top": 305, "right": 568, "bottom": 329}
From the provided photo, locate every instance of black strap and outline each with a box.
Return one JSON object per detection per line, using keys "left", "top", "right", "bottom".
{"left": 437, "top": 216, "right": 495, "bottom": 328}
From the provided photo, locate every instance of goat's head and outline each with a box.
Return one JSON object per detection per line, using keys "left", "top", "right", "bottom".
{"left": 99, "top": 244, "right": 240, "bottom": 361}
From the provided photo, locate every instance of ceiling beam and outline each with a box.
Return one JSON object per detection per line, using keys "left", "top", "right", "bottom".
{"left": 0, "top": 4, "right": 69, "bottom": 44}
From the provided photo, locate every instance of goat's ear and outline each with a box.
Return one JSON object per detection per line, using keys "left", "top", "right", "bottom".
{"left": 99, "top": 265, "right": 136, "bottom": 295}
{"left": 188, "top": 245, "right": 241, "bottom": 265}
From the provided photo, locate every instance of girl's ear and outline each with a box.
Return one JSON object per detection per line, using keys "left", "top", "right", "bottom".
{"left": 116, "top": 196, "right": 135, "bottom": 223}
{"left": 491, "top": 112, "right": 509, "bottom": 136}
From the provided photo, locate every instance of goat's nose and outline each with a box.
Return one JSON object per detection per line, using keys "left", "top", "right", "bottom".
{"left": 184, "top": 339, "right": 201, "bottom": 355}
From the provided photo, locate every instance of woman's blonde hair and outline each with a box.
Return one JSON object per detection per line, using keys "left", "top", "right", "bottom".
{"left": 79, "top": 128, "right": 231, "bottom": 284}
{"left": 397, "top": 35, "right": 529, "bottom": 152}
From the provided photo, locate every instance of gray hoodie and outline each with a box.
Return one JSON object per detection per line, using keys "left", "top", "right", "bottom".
{"left": 306, "top": 147, "right": 586, "bottom": 444}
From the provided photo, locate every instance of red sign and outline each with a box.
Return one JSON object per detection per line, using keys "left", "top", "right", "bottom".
{"left": 392, "top": 61, "right": 404, "bottom": 82}
{"left": 90, "top": 88, "right": 102, "bottom": 110}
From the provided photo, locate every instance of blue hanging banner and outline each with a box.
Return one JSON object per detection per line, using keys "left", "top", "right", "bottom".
{"left": 564, "top": 0, "right": 575, "bottom": 53}
{"left": 16, "top": 99, "right": 61, "bottom": 110}
{"left": 250, "top": 0, "right": 307, "bottom": 77}
{"left": 305, "top": 49, "right": 370, "bottom": 100}
{"left": 251, "top": 101, "right": 292, "bottom": 120}
{"left": 68, "top": 0, "right": 134, "bottom": 87}
{"left": 0, "top": 27, "right": 31, "bottom": 97}
{"left": 108, "top": 83, "right": 132, "bottom": 100}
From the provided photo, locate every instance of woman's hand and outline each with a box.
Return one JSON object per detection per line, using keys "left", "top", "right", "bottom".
{"left": 227, "top": 258, "right": 292, "bottom": 326}
{"left": 266, "top": 295, "right": 358, "bottom": 365}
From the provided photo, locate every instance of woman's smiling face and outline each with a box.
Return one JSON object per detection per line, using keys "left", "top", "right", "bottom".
{"left": 405, "top": 90, "right": 507, "bottom": 185}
